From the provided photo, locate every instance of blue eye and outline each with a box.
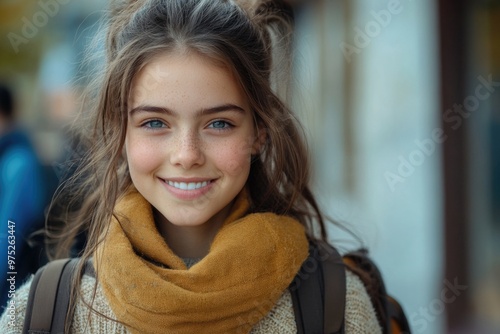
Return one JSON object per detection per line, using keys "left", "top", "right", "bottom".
{"left": 144, "top": 120, "right": 165, "bottom": 128}
{"left": 208, "top": 120, "right": 232, "bottom": 130}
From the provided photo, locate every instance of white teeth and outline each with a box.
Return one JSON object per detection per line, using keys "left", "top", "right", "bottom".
{"left": 167, "top": 180, "right": 209, "bottom": 190}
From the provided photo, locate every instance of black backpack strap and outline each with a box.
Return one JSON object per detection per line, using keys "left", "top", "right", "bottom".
{"left": 290, "top": 242, "right": 346, "bottom": 334}
{"left": 23, "top": 259, "right": 71, "bottom": 334}
{"left": 51, "top": 259, "right": 80, "bottom": 334}
{"left": 22, "top": 258, "right": 85, "bottom": 334}
{"left": 321, "top": 244, "right": 346, "bottom": 334}
{"left": 22, "top": 261, "right": 46, "bottom": 334}
{"left": 292, "top": 244, "right": 411, "bottom": 334}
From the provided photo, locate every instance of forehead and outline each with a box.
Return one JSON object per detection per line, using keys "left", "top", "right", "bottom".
{"left": 129, "top": 51, "right": 247, "bottom": 109}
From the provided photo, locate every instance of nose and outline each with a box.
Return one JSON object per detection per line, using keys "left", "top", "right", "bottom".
{"left": 169, "top": 129, "right": 205, "bottom": 169}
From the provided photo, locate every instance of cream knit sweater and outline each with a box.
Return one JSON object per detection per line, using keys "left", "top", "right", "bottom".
{"left": 0, "top": 269, "right": 381, "bottom": 333}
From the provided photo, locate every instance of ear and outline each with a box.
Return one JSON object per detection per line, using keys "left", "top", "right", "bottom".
{"left": 251, "top": 127, "right": 267, "bottom": 155}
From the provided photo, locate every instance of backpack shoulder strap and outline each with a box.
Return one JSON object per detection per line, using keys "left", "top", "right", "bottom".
{"left": 51, "top": 259, "right": 80, "bottom": 334}
{"left": 22, "top": 258, "right": 81, "bottom": 334}
{"left": 290, "top": 241, "right": 346, "bottom": 334}
{"left": 291, "top": 245, "right": 411, "bottom": 334}
{"left": 321, "top": 243, "right": 346, "bottom": 334}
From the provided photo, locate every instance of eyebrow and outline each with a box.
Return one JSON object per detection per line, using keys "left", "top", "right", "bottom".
{"left": 128, "top": 103, "right": 246, "bottom": 116}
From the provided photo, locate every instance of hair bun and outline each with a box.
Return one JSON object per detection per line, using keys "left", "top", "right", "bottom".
{"left": 235, "top": 0, "right": 294, "bottom": 26}
{"left": 238, "top": 0, "right": 294, "bottom": 102}
{"left": 253, "top": 0, "right": 294, "bottom": 24}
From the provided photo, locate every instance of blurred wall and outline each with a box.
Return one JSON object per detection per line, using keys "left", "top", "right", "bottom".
{"left": 292, "top": 0, "right": 500, "bottom": 333}
{"left": 291, "top": 1, "right": 443, "bottom": 333}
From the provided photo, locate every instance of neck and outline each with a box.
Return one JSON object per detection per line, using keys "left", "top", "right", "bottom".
{"left": 154, "top": 205, "right": 232, "bottom": 259}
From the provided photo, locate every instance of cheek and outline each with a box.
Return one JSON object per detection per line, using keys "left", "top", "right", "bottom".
{"left": 126, "top": 136, "right": 162, "bottom": 175}
{"left": 214, "top": 139, "right": 253, "bottom": 176}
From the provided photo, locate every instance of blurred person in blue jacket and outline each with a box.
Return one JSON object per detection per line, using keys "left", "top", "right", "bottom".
{"left": 0, "top": 84, "right": 51, "bottom": 308}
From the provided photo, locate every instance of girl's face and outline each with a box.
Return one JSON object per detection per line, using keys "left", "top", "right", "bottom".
{"left": 126, "top": 52, "right": 259, "bottom": 228}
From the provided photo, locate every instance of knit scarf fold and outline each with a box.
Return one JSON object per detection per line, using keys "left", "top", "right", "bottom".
{"left": 94, "top": 189, "right": 309, "bottom": 334}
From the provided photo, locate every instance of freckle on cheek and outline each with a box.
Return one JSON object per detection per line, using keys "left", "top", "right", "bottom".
{"left": 129, "top": 144, "right": 160, "bottom": 173}
{"left": 227, "top": 160, "right": 244, "bottom": 175}
{"left": 217, "top": 142, "right": 251, "bottom": 176}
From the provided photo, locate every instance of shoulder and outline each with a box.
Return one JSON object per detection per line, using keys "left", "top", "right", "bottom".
{"left": 0, "top": 275, "right": 33, "bottom": 333}
{"left": 70, "top": 274, "right": 128, "bottom": 333}
{"left": 251, "top": 290, "right": 296, "bottom": 333}
{"left": 0, "top": 272, "right": 127, "bottom": 334}
{"left": 345, "top": 270, "right": 383, "bottom": 334}
{"left": 302, "top": 242, "right": 383, "bottom": 333}
{"left": 251, "top": 270, "right": 383, "bottom": 334}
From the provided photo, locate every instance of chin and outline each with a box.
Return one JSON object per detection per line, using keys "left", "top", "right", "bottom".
{"left": 169, "top": 218, "right": 206, "bottom": 227}
{"left": 163, "top": 212, "right": 213, "bottom": 227}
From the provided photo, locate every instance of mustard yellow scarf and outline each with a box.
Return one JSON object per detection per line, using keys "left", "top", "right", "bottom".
{"left": 95, "top": 189, "right": 309, "bottom": 334}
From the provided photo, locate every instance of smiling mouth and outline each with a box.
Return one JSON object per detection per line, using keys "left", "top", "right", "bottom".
{"left": 165, "top": 180, "right": 214, "bottom": 190}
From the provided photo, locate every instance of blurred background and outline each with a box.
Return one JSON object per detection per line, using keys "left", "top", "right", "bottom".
{"left": 0, "top": 0, "right": 498, "bottom": 333}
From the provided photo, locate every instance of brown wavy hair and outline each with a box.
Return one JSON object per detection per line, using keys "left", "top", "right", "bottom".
{"left": 46, "top": 0, "right": 330, "bottom": 330}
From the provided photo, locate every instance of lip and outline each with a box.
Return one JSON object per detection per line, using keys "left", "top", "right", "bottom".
{"left": 159, "top": 177, "right": 217, "bottom": 201}
{"left": 166, "top": 177, "right": 214, "bottom": 183}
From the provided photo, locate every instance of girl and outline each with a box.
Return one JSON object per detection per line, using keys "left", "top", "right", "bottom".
{"left": 1, "top": 0, "right": 382, "bottom": 333}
